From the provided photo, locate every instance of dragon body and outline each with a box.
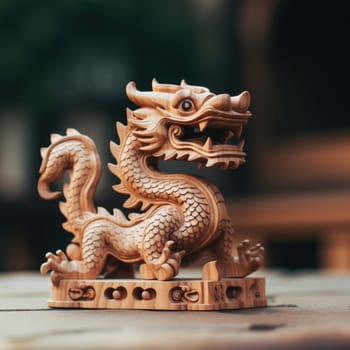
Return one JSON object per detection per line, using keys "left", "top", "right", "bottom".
{"left": 39, "top": 80, "right": 264, "bottom": 284}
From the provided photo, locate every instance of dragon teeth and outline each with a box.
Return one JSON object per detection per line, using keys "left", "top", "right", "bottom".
{"left": 226, "top": 130, "right": 234, "bottom": 139}
{"left": 238, "top": 139, "right": 245, "bottom": 150}
{"left": 223, "top": 130, "right": 235, "bottom": 143}
{"left": 218, "top": 161, "right": 230, "bottom": 170}
{"left": 205, "top": 158, "right": 217, "bottom": 167}
{"left": 187, "top": 153, "right": 200, "bottom": 161}
{"left": 235, "top": 125, "right": 243, "bottom": 138}
{"left": 203, "top": 137, "right": 213, "bottom": 151}
{"left": 229, "top": 160, "right": 239, "bottom": 169}
{"left": 199, "top": 120, "right": 209, "bottom": 132}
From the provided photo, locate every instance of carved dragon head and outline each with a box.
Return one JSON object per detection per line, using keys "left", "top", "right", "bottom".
{"left": 126, "top": 79, "right": 251, "bottom": 169}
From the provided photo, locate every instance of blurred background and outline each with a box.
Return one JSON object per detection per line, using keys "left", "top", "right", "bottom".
{"left": 0, "top": 0, "right": 349, "bottom": 272}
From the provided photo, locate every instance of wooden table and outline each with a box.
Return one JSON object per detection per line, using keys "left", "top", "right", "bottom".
{"left": 0, "top": 270, "right": 349, "bottom": 349}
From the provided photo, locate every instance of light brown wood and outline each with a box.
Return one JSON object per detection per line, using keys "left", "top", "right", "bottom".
{"left": 37, "top": 80, "right": 265, "bottom": 310}
{"left": 48, "top": 277, "right": 266, "bottom": 311}
{"left": 227, "top": 190, "right": 350, "bottom": 231}
{"left": 320, "top": 229, "right": 350, "bottom": 270}
{"left": 254, "top": 132, "right": 350, "bottom": 190}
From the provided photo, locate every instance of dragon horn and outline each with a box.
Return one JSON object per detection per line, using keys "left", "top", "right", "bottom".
{"left": 152, "top": 79, "right": 182, "bottom": 93}
{"left": 152, "top": 78, "right": 160, "bottom": 91}
{"left": 126, "top": 81, "right": 177, "bottom": 107}
{"left": 180, "top": 79, "right": 187, "bottom": 87}
{"left": 126, "top": 81, "right": 160, "bottom": 107}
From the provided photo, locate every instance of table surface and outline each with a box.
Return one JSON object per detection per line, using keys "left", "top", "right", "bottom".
{"left": 0, "top": 269, "right": 349, "bottom": 350}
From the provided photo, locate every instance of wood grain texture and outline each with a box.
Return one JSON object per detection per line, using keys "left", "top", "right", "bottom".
{"left": 48, "top": 277, "right": 267, "bottom": 311}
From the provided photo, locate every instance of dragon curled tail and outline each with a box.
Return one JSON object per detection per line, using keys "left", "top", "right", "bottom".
{"left": 38, "top": 80, "right": 264, "bottom": 285}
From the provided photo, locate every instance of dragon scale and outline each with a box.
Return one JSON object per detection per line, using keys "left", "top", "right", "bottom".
{"left": 115, "top": 129, "right": 228, "bottom": 252}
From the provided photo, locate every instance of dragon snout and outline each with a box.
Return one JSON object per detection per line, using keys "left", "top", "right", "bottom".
{"left": 37, "top": 177, "right": 61, "bottom": 200}
{"left": 209, "top": 94, "right": 232, "bottom": 111}
{"left": 231, "top": 91, "right": 250, "bottom": 113}
{"left": 207, "top": 91, "right": 251, "bottom": 113}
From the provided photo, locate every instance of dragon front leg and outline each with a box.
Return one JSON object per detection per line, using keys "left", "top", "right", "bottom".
{"left": 140, "top": 206, "right": 185, "bottom": 281}
{"left": 40, "top": 221, "right": 110, "bottom": 285}
{"left": 213, "top": 218, "right": 265, "bottom": 278}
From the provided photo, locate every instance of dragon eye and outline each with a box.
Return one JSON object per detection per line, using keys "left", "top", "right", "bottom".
{"left": 180, "top": 99, "right": 193, "bottom": 111}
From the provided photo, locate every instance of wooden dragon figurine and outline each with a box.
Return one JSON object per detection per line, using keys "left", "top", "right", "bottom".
{"left": 38, "top": 80, "right": 266, "bottom": 310}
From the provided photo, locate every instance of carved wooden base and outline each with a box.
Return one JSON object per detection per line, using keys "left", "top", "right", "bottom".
{"left": 48, "top": 277, "right": 267, "bottom": 311}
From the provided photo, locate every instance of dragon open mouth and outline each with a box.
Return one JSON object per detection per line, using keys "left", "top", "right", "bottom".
{"left": 179, "top": 123, "right": 245, "bottom": 150}
{"left": 165, "top": 119, "right": 248, "bottom": 170}
{"left": 129, "top": 82, "right": 253, "bottom": 170}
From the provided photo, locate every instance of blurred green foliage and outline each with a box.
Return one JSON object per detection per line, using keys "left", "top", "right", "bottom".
{"left": 0, "top": 0, "right": 212, "bottom": 115}
{"left": 0, "top": 0, "right": 245, "bottom": 270}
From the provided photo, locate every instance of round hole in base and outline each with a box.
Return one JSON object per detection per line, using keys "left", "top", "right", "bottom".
{"left": 133, "top": 287, "right": 156, "bottom": 301}
{"left": 226, "top": 286, "right": 243, "bottom": 299}
{"left": 113, "top": 287, "right": 127, "bottom": 300}
{"left": 104, "top": 287, "right": 127, "bottom": 300}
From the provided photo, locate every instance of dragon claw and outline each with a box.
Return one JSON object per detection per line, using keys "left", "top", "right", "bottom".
{"left": 40, "top": 261, "right": 50, "bottom": 276}
{"left": 40, "top": 250, "right": 79, "bottom": 284}
{"left": 140, "top": 245, "right": 186, "bottom": 281}
{"left": 45, "top": 252, "right": 58, "bottom": 262}
{"left": 56, "top": 249, "right": 68, "bottom": 262}
{"left": 155, "top": 240, "right": 174, "bottom": 266}
{"left": 154, "top": 264, "right": 174, "bottom": 281}
{"left": 237, "top": 240, "right": 265, "bottom": 271}
{"left": 161, "top": 250, "right": 186, "bottom": 277}
{"left": 219, "top": 240, "right": 265, "bottom": 278}
{"left": 40, "top": 258, "right": 56, "bottom": 276}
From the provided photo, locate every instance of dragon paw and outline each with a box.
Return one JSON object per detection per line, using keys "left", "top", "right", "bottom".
{"left": 237, "top": 239, "right": 265, "bottom": 274}
{"left": 40, "top": 250, "right": 71, "bottom": 275}
{"left": 218, "top": 239, "right": 265, "bottom": 278}
{"left": 140, "top": 241, "right": 186, "bottom": 281}
{"left": 40, "top": 250, "right": 81, "bottom": 286}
